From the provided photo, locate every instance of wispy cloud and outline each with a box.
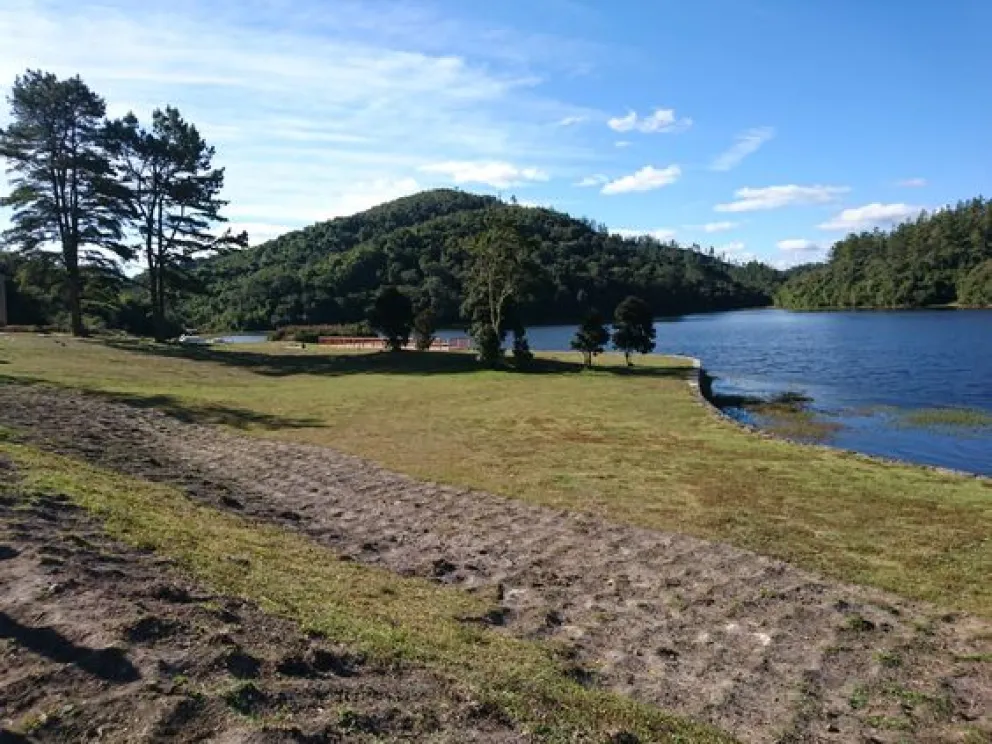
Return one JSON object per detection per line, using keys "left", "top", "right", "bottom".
{"left": 0, "top": 0, "right": 588, "bottom": 239}
{"left": 818, "top": 203, "right": 923, "bottom": 231}
{"left": 602, "top": 165, "right": 681, "bottom": 195}
{"left": 715, "top": 184, "right": 849, "bottom": 212}
{"left": 575, "top": 173, "right": 609, "bottom": 187}
{"left": 557, "top": 115, "right": 587, "bottom": 126}
{"left": 896, "top": 177, "right": 927, "bottom": 188}
{"left": 607, "top": 108, "right": 692, "bottom": 134}
{"left": 709, "top": 127, "right": 775, "bottom": 171}
{"left": 614, "top": 140, "right": 632, "bottom": 148}
{"left": 699, "top": 221, "right": 739, "bottom": 233}
{"left": 420, "top": 161, "right": 548, "bottom": 188}
{"left": 777, "top": 238, "right": 821, "bottom": 252}
{"left": 613, "top": 227, "right": 677, "bottom": 242}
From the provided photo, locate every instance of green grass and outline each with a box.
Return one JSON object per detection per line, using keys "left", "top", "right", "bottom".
{"left": 1, "top": 334, "right": 991, "bottom": 617}
{"left": 897, "top": 407, "right": 992, "bottom": 431}
{"left": 0, "top": 441, "right": 731, "bottom": 743}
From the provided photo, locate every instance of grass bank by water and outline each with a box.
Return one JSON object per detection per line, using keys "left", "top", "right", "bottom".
{"left": 1, "top": 334, "right": 991, "bottom": 617}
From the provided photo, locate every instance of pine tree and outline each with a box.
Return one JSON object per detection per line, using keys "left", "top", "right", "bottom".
{"left": 370, "top": 286, "right": 413, "bottom": 351}
{"left": 612, "top": 296, "right": 656, "bottom": 366}
{"left": 571, "top": 309, "right": 609, "bottom": 367}
{"left": 107, "top": 107, "right": 244, "bottom": 340}
{"left": 0, "top": 70, "right": 128, "bottom": 336}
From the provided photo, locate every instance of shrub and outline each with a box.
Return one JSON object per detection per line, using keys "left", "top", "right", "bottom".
{"left": 268, "top": 323, "right": 374, "bottom": 343}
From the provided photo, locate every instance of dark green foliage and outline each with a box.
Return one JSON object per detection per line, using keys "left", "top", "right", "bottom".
{"left": 612, "top": 296, "right": 656, "bottom": 366}
{"left": 412, "top": 307, "right": 437, "bottom": 351}
{"left": 571, "top": 309, "right": 610, "bottom": 367}
{"left": 0, "top": 249, "right": 156, "bottom": 334}
{"left": 106, "top": 106, "right": 243, "bottom": 340}
{"left": 369, "top": 286, "right": 413, "bottom": 351}
{"left": 181, "top": 190, "right": 780, "bottom": 331}
{"left": 0, "top": 70, "right": 129, "bottom": 336}
{"left": 473, "top": 324, "right": 502, "bottom": 367}
{"left": 511, "top": 329, "right": 533, "bottom": 366}
{"left": 959, "top": 259, "right": 992, "bottom": 307}
{"left": 777, "top": 198, "right": 992, "bottom": 309}
{"left": 268, "top": 323, "right": 373, "bottom": 343}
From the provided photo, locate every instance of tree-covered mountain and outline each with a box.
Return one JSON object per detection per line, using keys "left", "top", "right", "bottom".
{"left": 776, "top": 198, "right": 992, "bottom": 309}
{"left": 181, "top": 189, "right": 782, "bottom": 330}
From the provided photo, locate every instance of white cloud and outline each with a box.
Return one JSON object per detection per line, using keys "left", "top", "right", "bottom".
{"left": 575, "top": 174, "right": 609, "bottom": 187}
{"left": 419, "top": 161, "right": 548, "bottom": 188}
{"left": 601, "top": 165, "right": 682, "bottom": 195}
{"left": 607, "top": 108, "right": 692, "bottom": 134}
{"left": 719, "top": 241, "right": 746, "bottom": 253}
{"left": 715, "top": 184, "right": 849, "bottom": 212}
{"left": 0, "top": 0, "right": 583, "bottom": 238}
{"left": 710, "top": 127, "right": 775, "bottom": 171}
{"left": 557, "top": 115, "right": 586, "bottom": 126}
{"left": 615, "top": 140, "right": 631, "bottom": 148}
{"left": 897, "top": 177, "right": 927, "bottom": 188}
{"left": 614, "top": 227, "right": 677, "bottom": 242}
{"left": 818, "top": 203, "right": 924, "bottom": 231}
{"left": 777, "top": 238, "right": 820, "bottom": 252}
{"left": 701, "top": 221, "right": 738, "bottom": 233}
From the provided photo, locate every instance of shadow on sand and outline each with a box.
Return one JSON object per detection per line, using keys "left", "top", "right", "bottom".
{"left": 0, "top": 611, "right": 140, "bottom": 684}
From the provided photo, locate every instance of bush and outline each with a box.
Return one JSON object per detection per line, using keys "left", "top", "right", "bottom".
{"left": 369, "top": 287, "right": 414, "bottom": 352}
{"left": 412, "top": 307, "right": 437, "bottom": 351}
{"left": 511, "top": 329, "right": 533, "bottom": 366}
{"left": 268, "top": 323, "right": 374, "bottom": 343}
{"left": 473, "top": 325, "right": 502, "bottom": 367}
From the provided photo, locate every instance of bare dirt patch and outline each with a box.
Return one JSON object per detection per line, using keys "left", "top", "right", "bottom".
{"left": 1, "top": 384, "right": 990, "bottom": 743}
{"left": 0, "top": 474, "right": 518, "bottom": 741}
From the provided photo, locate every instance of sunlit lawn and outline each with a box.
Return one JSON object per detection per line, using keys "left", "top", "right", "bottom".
{"left": 2, "top": 333, "right": 990, "bottom": 616}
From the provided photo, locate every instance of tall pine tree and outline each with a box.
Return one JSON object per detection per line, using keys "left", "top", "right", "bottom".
{"left": 107, "top": 107, "right": 244, "bottom": 340}
{"left": 0, "top": 70, "right": 127, "bottom": 336}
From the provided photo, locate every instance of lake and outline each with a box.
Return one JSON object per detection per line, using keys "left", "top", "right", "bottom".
{"left": 488, "top": 309, "right": 992, "bottom": 476}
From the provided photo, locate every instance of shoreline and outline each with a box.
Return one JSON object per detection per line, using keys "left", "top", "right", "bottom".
{"left": 679, "top": 354, "right": 992, "bottom": 483}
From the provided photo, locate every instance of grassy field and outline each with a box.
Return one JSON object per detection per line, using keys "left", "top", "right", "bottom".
{"left": 2, "top": 333, "right": 991, "bottom": 617}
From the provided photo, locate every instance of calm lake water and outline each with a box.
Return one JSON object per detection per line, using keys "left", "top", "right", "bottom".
{"left": 489, "top": 309, "right": 992, "bottom": 476}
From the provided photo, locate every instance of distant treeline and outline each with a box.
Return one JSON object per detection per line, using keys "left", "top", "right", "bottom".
{"left": 181, "top": 189, "right": 783, "bottom": 331}
{"left": 776, "top": 198, "right": 992, "bottom": 309}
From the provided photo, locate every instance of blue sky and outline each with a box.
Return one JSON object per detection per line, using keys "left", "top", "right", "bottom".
{"left": 2, "top": 0, "right": 990, "bottom": 267}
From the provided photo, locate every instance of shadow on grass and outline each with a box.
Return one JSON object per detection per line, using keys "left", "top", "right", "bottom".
{"left": 99, "top": 338, "right": 694, "bottom": 381}
{"left": 0, "top": 376, "right": 323, "bottom": 432}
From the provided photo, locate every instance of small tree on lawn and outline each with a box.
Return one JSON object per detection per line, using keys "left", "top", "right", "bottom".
{"left": 412, "top": 306, "right": 437, "bottom": 351}
{"left": 462, "top": 214, "right": 533, "bottom": 367}
{"left": 369, "top": 286, "right": 413, "bottom": 351}
{"left": 571, "top": 309, "right": 609, "bottom": 367}
{"left": 612, "top": 295, "right": 655, "bottom": 366}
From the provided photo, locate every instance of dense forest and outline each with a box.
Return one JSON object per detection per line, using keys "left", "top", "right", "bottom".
{"left": 776, "top": 198, "right": 992, "bottom": 309}
{"left": 180, "top": 189, "right": 783, "bottom": 331}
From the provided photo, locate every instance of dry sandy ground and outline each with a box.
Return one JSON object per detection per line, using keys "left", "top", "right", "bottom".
{"left": 0, "top": 384, "right": 990, "bottom": 743}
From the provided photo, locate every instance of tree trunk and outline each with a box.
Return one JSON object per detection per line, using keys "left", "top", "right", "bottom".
{"left": 65, "top": 243, "right": 85, "bottom": 337}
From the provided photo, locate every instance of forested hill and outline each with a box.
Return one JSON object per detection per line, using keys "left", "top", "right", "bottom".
{"left": 183, "top": 189, "right": 782, "bottom": 330}
{"left": 776, "top": 198, "right": 992, "bottom": 309}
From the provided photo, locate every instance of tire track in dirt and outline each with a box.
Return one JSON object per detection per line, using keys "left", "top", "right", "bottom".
{"left": 1, "top": 384, "right": 989, "bottom": 743}
{"left": 0, "top": 465, "right": 520, "bottom": 742}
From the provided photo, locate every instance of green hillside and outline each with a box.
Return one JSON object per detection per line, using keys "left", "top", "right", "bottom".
{"left": 182, "top": 189, "right": 782, "bottom": 330}
{"left": 777, "top": 197, "right": 992, "bottom": 309}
